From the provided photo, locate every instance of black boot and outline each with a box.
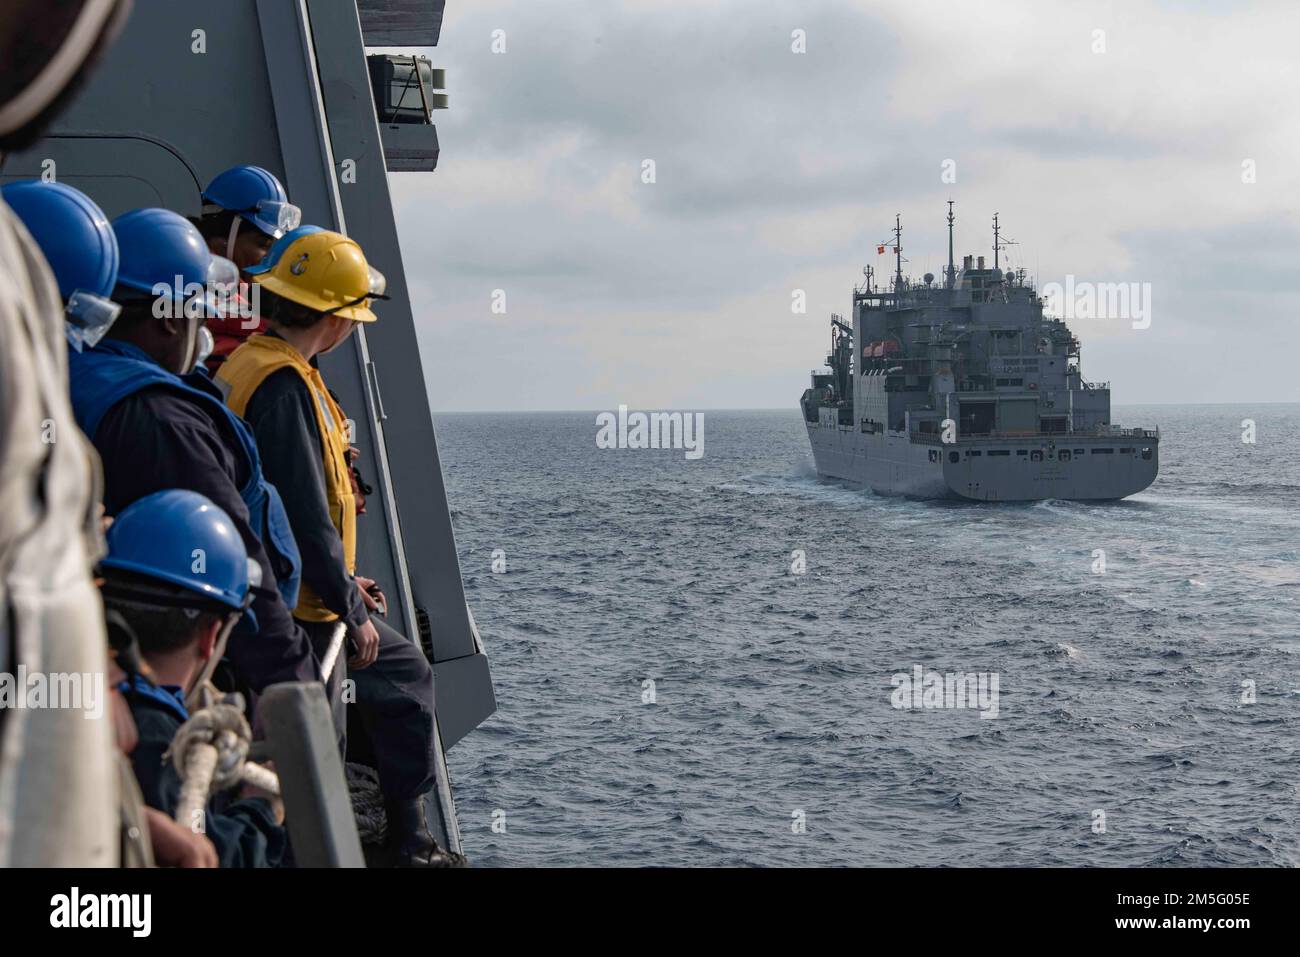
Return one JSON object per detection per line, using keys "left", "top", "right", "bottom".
{"left": 384, "top": 797, "right": 466, "bottom": 868}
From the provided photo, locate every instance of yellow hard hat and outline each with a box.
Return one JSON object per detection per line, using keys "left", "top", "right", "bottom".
{"left": 252, "top": 228, "right": 387, "bottom": 322}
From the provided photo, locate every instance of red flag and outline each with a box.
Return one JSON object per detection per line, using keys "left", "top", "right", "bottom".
{"left": 877, "top": 245, "right": 885, "bottom": 254}
{"left": 893, "top": 246, "right": 900, "bottom": 254}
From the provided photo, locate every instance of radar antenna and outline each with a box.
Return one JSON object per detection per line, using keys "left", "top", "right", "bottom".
{"left": 893, "top": 213, "right": 904, "bottom": 295}
{"left": 993, "top": 212, "right": 1018, "bottom": 271}
{"left": 946, "top": 200, "right": 955, "bottom": 289}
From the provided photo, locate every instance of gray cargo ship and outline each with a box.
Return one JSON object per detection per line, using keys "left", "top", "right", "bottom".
{"left": 801, "top": 207, "right": 1159, "bottom": 501}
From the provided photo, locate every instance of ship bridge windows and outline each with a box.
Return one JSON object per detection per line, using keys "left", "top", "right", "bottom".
{"left": 1120, "top": 447, "right": 1134, "bottom": 454}
{"left": 1090, "top": 447, "right": 1115, "bottom": 454}
{"left": 994, "top": 377, "right": 1024, "bottom": 387}
{"left": 987, "top": 450, "right": 1011, "bottom": 457}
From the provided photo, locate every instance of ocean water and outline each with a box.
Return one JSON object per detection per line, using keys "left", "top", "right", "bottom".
{"left": 436, "top": 404, "right": 1300, "bottom": 867}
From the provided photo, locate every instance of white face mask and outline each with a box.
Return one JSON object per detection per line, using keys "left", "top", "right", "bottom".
{"left": 191, "top": 325, "right": 215, "bottom": 373}
{"left": 175, "top": 314, "right": 205, "bottom": 374}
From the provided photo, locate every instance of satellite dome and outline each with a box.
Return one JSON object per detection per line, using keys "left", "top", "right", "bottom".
{"left": 923, "top": 272, "right": 935, "bottom": 285}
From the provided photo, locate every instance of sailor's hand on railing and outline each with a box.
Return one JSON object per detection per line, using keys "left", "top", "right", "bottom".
{"left": 356, "top": 575, "right": 387, "bottom": 616}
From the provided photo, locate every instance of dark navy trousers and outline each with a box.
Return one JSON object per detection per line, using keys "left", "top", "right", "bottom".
{"left": 300, "top": 616, "right": 438, "bottom": 801}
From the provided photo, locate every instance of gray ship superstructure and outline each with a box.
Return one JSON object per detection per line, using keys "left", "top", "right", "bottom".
{"left": 801, "top": 207, "right": 1158, "bottom": 501}
{"left": 1, "top": 0, "right": 494, "bottom": 857}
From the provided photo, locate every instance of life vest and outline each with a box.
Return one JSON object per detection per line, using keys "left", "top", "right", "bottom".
{"left": 67, "top": 339, "right": 302, "bottom": 611}
{"left": 217, "top": 334, "right": 356, "bottom": 623}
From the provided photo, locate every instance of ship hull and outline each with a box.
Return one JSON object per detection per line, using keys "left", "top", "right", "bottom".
{"left": 806, "top": 421, "right": 1158, "bottom": 502}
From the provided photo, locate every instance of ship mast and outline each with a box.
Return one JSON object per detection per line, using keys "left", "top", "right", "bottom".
{"left": 946, "top": 200, "right": 955, "bottom": 289}
{"left": 993, "top": 213, "right": 1016, "bottom": 275}
{"left": 893, "top": 213, "right": 903, "bottom": 296}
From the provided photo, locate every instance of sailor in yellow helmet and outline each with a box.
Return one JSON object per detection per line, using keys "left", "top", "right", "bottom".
{"left": 218, "top": 227, "right": 455, "bottom": 867}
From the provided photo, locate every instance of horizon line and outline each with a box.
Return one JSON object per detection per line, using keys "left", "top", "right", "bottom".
{"left": 431, "top": 400, "right": 1300, "bottom": 414}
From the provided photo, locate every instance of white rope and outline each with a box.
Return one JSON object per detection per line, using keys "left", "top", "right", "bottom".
{"left": 170, "top": 629, "right": 354, "bottom": 825}
{"left": 320, "top": 621, "right": 348, "bottom": 682}
{"left": 175, "top": 743, "right": 218, "bottom": 831}
{"left": 169, "top": 695, "right": 269, "bottom": 827}
{"left": 240, "top": 761, "right": 280, "bottom": 796}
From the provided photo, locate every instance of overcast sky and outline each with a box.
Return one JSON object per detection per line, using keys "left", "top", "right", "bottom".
{"left": 388, "top": 0, "right": 1300, "bottom": 412}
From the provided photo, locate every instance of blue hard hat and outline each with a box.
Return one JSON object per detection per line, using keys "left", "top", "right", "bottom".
{"left": 2, "top": 180, "right": 118, "bottom": 299}
{"left": 103, "top": 489, "right": 261, "bottom": 613}
{"left": 244, "top": 224, "right": 325, "bottom": 276}
{"left": 201, "top": 165, "right": 301, "bottom": 239}
{"left": 3, "top": 180, "right": 122, "bottom": 350}
{"left": 112, "top": 207, "right": 239, "bottom": 313}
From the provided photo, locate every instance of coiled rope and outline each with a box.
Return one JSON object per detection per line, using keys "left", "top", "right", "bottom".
{"left": 170, "top": 623, "right": 347, "bottom": 827}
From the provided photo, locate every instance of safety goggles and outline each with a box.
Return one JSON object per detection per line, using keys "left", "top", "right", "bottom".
{"left": 243, "top": 199, "right": 302, "bottom": 239}
{"left": 321, "top": 265, "right": 390, "bottom": 315}
{"left": 182, "top": 254, "right": 241, "bottom": 319}
{"left": 65, "top": 290, "right": 122, "bottom": 352}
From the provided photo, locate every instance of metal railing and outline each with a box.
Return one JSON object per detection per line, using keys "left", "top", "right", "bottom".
{"left": 908, "top": 426, "right": 1158, "bottom": 445}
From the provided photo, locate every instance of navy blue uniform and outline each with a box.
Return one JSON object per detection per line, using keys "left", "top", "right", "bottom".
{"left": 121, "top": 678, "right": 286, "bottom": 868}
{"left": 243, "top": 355, "right": 437, "bottom": 801}
{"left": 87, "top": 364, "right": 319, "bottom": 693}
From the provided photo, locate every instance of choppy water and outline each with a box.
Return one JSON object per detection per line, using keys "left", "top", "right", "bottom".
{"left": 436, "top": 404, "right": 1300, "bottom": 866}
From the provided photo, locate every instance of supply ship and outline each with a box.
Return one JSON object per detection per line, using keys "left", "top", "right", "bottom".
{"left": 801, "top": 207, "right": 1159, "bottom": 501}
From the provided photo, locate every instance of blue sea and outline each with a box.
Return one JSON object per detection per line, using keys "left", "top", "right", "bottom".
{"left": 436, "top": 404, "right": 1300, "bottom": 867}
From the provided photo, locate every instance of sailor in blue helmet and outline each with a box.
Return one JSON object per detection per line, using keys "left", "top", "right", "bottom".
{"left": 193, "top": 165, "right": 301, "bottom": 372}
{"left": 0, "top": 180, "right": 121, "bottom": 351}
{"left": 0, "top": 0, "right": 132, "bottom": 866}
{"left": 62, "top": 206, "right": 320, "bottom": 705}
{"left": 101, "top": 489, "right": 286, "bottom": 868}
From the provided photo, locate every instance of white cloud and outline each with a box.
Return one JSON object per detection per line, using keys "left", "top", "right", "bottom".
{"left": 392, "top": 0, "right": 1300, "bottom": 410}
